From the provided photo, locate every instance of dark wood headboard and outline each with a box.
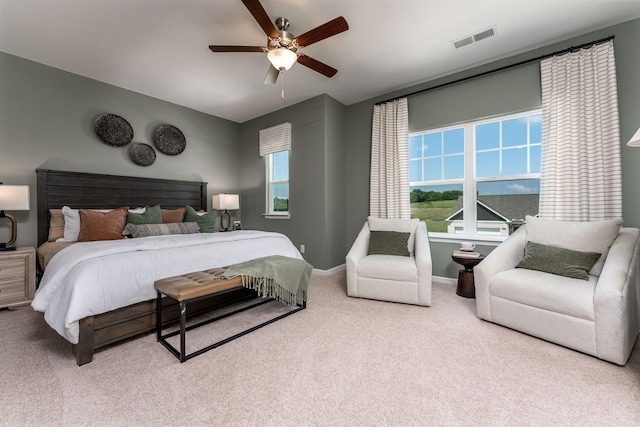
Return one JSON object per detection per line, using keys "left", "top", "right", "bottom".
{"left": 36, "top": 169, "right": 207, "bottom": 246}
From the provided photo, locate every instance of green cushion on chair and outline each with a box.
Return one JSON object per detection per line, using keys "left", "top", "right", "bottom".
{"left": 368, "top": 231, "right": 410, "bottom": 257}
{"left": 516, "top": 241, "right": 601, "bottom": 280}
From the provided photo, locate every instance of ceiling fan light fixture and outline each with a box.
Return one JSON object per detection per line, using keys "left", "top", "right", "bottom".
{"left": 267, "top": 47, "right": 297, "bottom": 71}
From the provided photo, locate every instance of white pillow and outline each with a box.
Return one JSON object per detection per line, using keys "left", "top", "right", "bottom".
{"left": 56, "top": 206, "right": 145, "bottom": 242}
{"left": 524, "top": 215, "right": 623, "bottom": 277}
{"left": 367, "top": 216, "right": 420, "bottom": 256}
{"left": 56, "top": 206, "right": 81, "bottom": 242}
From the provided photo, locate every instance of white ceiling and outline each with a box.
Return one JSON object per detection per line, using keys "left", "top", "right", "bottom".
{"left": 1, "top": 0, "right": 639, "bottom": 123}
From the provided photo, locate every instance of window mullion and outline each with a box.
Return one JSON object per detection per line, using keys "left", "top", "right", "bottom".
{"left": 465, "top": 123, "right": 476, "bottom": 235}
{"left": 527, "top": 117, "right": 531, "bottom": 174}
{"left": 265, "top": 154, "right": 272, "bottom": 212}
{"left": 421, "top": 135, "right": 425, "bottom": 182}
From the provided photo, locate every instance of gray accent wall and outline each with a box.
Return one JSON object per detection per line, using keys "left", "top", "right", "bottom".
{"left": 239, "top": 94, "right": 346, "bottom": 270}
{"left": 0, "top": 52, "right": 241, "bottom": 248}
{"left": 345, "top": 18, "right": 640, "bottom": 277}
{"left": 323, "top": 96, "right": 347, "bottom": 268}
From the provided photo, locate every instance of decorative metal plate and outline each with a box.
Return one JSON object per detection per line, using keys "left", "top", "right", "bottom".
{"left": 153, "top": 124, "right": 186, "bottom": 155}
{"left": 94, "top": 113, "right": 134, "bottom": 147}
{"left": 130, "top": 143, "right": 156, "bottom": 166}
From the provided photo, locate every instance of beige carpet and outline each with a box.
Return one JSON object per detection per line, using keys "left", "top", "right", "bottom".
{"left": 1, "top": 269, "right": 639, "bottom": 426}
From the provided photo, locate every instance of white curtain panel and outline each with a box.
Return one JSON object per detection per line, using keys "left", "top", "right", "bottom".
{"left": 539, "top": 40, "right": 622, "bottom": 221}
{"left": 370, "top": 98, "right": 410, "bottom": 219}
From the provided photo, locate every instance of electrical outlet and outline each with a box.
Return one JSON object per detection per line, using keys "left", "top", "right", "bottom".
{"left": 300, "top": 244, "right": 305, "bottom": 254}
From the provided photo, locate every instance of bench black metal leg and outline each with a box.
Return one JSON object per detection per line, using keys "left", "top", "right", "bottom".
{"left": 179, "top": 301, "right": 187, "bottom": 363}
{"left": 156, "top": 291, "right": 162, "bottom": 341}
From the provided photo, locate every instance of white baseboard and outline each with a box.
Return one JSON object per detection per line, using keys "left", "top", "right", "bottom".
{"left": 433, "top": 275, "right": 457, "bottom": 286}
{"left": 312, "top": 264, "right": 346, "bottom": 275}
{"left": 312, "top": 264, "right": 457, "bottom": 286}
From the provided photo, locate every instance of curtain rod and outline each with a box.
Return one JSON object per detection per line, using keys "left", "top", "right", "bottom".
{"left": 375, "top": 35, "right": 615, "bottom": 106}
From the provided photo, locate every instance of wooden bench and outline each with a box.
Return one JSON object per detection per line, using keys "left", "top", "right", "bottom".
{"left": 155, "top": 268, "right": 305, "bottom": 362}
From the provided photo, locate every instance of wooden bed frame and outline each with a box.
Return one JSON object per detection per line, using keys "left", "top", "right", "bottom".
{"left": 36, "top": 169, "right": 253, "bottom": 366}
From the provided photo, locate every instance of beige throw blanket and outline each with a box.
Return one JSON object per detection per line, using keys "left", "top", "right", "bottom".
{"left": 218, "top": 255, "right": 312, "bottom": 306}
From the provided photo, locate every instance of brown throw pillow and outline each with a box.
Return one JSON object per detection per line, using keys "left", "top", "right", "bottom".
{"left": 48, "top": 209, "right": 65, "bottom": 242}
{"left": 78, "top": 207, "right": 129, "bottom": 242}
{"left": 161, "top": 207, "right": 186, "bottom": 223}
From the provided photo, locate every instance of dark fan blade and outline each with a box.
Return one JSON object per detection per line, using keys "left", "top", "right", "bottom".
{"left": 295, "top": 16, "right": 348, "bottom": 47}
{"left": 264, "top": 65, "right": 280, "bottom": 84}
{"left": 241, "top": 0, "right": 278, "bottom": 38}
{"left": 297, "top": 54, "right": 337, "bottom": 78}
{"left": 209, "top": 45, "right": 264, "bottom": 53}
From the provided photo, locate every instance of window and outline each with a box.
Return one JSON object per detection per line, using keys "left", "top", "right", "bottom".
{"left": 265, "top": 150, "right": 289, "bottom": 216}
{"left": 259, "top": 122, "right": 291, "bottom": 219}
{"left": 410, "top": 110, "right": 542, "bottom": 239}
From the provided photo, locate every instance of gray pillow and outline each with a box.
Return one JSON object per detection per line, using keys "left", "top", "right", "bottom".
{"left": 516, "top": 241, "right": 601, "bottom": 280}
{"left": 368, "top": 231, "right": 410, "bottom": 257}
{"left": 123, "top": 222, "right": 200, "bottom": 238}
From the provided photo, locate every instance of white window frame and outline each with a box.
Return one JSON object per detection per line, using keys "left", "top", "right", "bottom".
{"left": 410, "top": 109, "right": 542, "bottom": 244}
{"left": 259, "top": 122, "right": 291, "bottom": 220}
{"left": 263, "top": 150, "right": 290, "bottom": 220}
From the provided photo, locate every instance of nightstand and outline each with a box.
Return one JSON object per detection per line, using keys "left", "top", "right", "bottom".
{"left": 0, "top": 247, "right": 36, "bottom": 309}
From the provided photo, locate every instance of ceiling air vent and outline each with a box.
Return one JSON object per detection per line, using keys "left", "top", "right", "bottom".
{"left": 452, "top": 25, "right": 497, "bottom": 49}
{"left": 473, "top": 27, "right": 495, "bottom": 42}
{"left": 453, "top": 36, "right": 474, "bottom": 49}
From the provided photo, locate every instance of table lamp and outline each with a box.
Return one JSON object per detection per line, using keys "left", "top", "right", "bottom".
{"left": 212, "top": 193, "right": 239, "bottom": 232}
{"left": 0, "top": 183, "right": 30, "bottom": 251}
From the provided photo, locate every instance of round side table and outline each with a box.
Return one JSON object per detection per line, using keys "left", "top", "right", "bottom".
{"left": 451, "top": 254, "right": 486, "bottom": 298}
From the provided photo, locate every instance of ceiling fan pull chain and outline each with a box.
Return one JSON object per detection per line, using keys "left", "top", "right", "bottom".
{"left": 281, "top": 71, "right": 285, "bottom": 99}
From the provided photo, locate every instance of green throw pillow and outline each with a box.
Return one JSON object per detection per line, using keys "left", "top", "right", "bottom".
{"left": 516, "top": 241, "right": 601, "bottom": 280}
{"left": 184, "top": 205, "right": 217, "bottom": 233}
{"left": 126, "top": 205, "right": 162, "bottom": 225}
{"left": 368, "top": 231, "right": 410, "bottom": 257}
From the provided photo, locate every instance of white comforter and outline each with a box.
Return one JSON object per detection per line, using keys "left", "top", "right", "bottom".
{"left": 31, "top": 230, "right": 302, "bottom": 343}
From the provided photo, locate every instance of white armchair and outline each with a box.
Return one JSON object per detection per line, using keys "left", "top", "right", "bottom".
{"left": 346, "top": 217, "right": 432, "bottom": 306}
{"left": 475, "top": 216, "right": 640, "bottom": 365}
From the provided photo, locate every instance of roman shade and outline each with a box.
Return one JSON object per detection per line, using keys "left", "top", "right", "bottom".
{"left": 259, "top": 122, "right": 292, "bottom": 156}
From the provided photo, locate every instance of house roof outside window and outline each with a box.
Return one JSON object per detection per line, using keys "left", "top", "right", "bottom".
{"left": 446, "top": 194, "right": 540, "bottom": 223}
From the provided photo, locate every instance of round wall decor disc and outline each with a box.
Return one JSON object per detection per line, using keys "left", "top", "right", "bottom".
{"left": 153, "top": 124, "right": 186, "bottom": 155}
{"left": 94, "top": 113, "right": 134, "bottom": 146}
{"left": 130, "top": 143, "right": 156, "bottom": 166}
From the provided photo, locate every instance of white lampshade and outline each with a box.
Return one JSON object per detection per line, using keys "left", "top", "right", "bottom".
{"left": 212, "top": 194, "right": 239, "bottom": 211}
{"left": 627, "top": 127, "right": 640, "bottom": 147}
{"left": 0, "top": 185, "right": 30, "bottom": 210}
{"left": 267, "top": 48, "right": 298, "bottom": 71}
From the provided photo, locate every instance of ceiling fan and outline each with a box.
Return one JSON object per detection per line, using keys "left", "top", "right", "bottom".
{"left": 209, "top": 0, "right": 349, "bottom": 85}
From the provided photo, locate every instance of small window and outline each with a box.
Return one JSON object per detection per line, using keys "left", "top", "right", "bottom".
{"left": 259, "top": 122, "right": 291, "bottom": 219}
{"left": 265, "top": 150, "right": 289, "bottom": 217}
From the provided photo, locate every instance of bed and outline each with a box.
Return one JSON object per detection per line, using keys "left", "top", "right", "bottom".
{"left": 32, "top": 169, "right": 302, "bottom": 366}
